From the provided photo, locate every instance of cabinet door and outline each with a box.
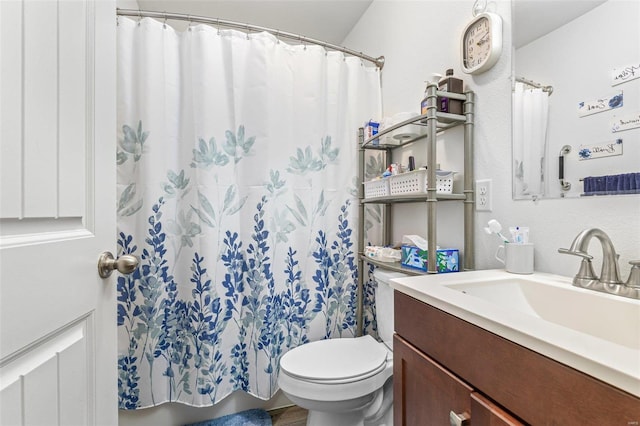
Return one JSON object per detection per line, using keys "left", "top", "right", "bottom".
{"left": 471, "top": 393, "right": 525, "bottom": 426}
{"left": 394, "top": 334, "right": 473, "bottom": 426}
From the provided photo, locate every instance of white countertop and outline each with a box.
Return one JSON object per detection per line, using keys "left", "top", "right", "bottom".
{"left": 390, "top": 269, "right": 640, "bottom": 398}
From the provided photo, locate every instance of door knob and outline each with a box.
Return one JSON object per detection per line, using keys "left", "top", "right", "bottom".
{"left": 98, "top": 252, "right": 139, "bottom": 278}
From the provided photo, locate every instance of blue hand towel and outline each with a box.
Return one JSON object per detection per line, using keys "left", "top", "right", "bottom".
{"left": 184, "top": 409, "right": 272, "bottom": 426}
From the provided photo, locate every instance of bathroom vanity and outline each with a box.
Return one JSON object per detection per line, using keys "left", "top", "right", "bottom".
{"left": 391, "top": 271, "right": 640, "bottom": 425}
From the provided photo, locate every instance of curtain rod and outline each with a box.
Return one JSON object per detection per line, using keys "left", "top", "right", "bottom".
{"left": 515, "top": 76, "right": 553, "bottom": 95}
{"left": 116, "top": 8, "right": 385, "bottom": 69}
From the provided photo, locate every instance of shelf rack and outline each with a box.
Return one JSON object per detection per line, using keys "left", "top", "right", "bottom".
{"left": 355, "top": 84, "right": 475, "bottom": 335}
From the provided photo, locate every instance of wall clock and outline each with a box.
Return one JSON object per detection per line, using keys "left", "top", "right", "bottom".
{"left": 461, "top": 12, "right": 502, "bottom": 74}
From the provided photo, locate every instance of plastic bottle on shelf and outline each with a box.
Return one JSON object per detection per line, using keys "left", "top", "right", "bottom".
{"left": 420, "top": 73, "right": 442, "bottom": 116}
{"left": 437, "top": 69, "right": 463, "bottom": 115}
{"left": 420, "top": 85, "right": 429, "bottom": 117}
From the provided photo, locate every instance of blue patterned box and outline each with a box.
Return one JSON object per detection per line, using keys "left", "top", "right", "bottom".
{"left": 400, "top": 246, "right": 459, "bottom": 273}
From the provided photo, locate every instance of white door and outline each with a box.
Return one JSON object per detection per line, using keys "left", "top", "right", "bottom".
{"left": 0, "top": 1, "right": 117, "bottom": 425}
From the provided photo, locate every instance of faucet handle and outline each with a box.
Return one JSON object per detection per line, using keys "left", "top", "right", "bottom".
{"left": 626, "top": 260, "right": 640, "bottom": 288}
{"left": 558, "top": 248, "right": 593, "bottom": 260}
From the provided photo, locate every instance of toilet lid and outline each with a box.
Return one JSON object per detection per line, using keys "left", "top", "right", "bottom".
{"left": 280, "top": 335, "right": 388, "bottom": 383}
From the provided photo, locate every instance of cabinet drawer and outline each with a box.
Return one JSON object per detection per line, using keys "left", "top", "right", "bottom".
{"left": 394, "top": 334, "right": 472, "bottom": 425}
{"left": 471, "top": 392, "right": 523, "bottom": 426}
{"left": 394, "top": 291, "right": 640, "bottom": 424}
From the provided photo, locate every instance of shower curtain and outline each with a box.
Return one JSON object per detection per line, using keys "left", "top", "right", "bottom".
{"left": 512, "top": 82, "right": 549, "bottom": 198}
{"left": 116, "top": 17, "right": 382, "bottom": 409}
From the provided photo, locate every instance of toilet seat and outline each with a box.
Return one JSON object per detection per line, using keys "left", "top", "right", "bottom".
{"left": 278, "top": 335, "right": 393, "bottom": 402}
{"left": 280, "top": 335, "right": 388, "bottom": 384}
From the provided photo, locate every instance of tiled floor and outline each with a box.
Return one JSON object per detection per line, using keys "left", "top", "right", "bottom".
{"left": 269, "top": 405, "right": 308, "bottom": 426}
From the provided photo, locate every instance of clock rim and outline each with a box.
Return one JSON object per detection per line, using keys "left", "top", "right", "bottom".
{"left": 460, "top": 11, "right": 503, "bottom": 75}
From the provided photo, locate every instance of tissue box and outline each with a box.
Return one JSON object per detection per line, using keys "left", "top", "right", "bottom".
{"left": 400, "top": 245, "right": 459, "bottom": 273}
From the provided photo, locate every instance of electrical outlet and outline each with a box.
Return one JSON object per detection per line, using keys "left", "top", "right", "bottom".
{"left": 476, "top": 179, "right": 492, "bottom": 211}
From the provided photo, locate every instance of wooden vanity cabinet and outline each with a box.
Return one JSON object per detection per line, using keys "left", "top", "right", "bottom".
{"left": 393, "top": 291, "right": 640, "bottom": 425}
{"left": 394, "top": 334, "right": 522, "bottom": 426}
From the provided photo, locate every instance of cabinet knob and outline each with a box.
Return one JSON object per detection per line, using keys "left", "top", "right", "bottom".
{"left": 449, "top": 410, "right": 471, "bottom": 426}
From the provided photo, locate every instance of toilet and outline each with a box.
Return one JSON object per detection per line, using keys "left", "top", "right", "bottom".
{"left": 278, "top": 269, "right": 408, "bottom": 426}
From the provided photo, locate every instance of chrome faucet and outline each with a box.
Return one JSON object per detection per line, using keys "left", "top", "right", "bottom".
{"left": 559, "top": 228, "right": 640, "bottom": 300}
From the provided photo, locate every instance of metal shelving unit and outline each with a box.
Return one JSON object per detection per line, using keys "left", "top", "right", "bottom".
{"left": 355, "top": 83, "right": 475, "bottom": 335}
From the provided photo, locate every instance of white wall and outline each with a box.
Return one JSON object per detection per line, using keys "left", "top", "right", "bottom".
{"left": 344, "top": 0, "right": 640, "bottom": 278}
{"left": 116, "top": 0, "right": 139, "bottom": 9}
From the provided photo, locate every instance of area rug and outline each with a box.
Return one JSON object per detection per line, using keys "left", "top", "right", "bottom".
{"left": 185, "top": 409, "right": 272, "bottom": 426}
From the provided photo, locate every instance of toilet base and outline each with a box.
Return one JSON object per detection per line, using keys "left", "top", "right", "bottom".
{"left": 306, "top": 404, "right": 393, "bottom": 426}
{"left": 366, "top": 407, "right": 393, "bottom": 426}
{"left": 307, "top": 409, "right": 367, "bottom": 426}
{"left": 283, "top": 377, "right": 393, "bottom": 426}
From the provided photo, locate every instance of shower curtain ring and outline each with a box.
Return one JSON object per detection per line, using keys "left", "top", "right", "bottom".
{"left": 187, "top": 15, "right": 192, "bottom": 31}
{"left": 216, "top": 19, "right": 220, "bottom": 35}
{"left": 163, "top": 12, "right": 167, "bottom": 29}
{"left": 245, "top": 23, "right": 250, "bottom": 40}
{"left": 275, "top": 30, "right": 280, "bottom": 44}
{"left": 137, "top": 9, "right": 142, "bottom": 26}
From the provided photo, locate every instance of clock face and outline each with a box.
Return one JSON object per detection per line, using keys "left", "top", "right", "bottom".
{"left": 461, "top": 12, "right": 502, "bottom": 74}
{"left": 463, "top": 17, "right": 491, "bottom": 69}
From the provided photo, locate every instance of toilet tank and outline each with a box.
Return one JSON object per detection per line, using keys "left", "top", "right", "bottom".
{"left": 372, "top": 269, "right": 410, "bottom": 350}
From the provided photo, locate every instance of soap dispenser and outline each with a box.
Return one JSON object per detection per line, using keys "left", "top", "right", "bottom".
{"left": 420, "top": 73, "right": 442, "bottom": 116}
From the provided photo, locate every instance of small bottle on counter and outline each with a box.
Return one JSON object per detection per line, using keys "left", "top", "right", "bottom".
{"left": 437, "top": 69, "right": 463, "bottom": 115}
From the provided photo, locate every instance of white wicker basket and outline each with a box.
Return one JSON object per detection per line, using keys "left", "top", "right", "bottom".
{"left": 389, "top": 169, "right": 454, "bottom": 195}
{"left": 389, "top": 170, "right": 426, "bottom": 195}
{"left": 435, "top": 171, "right": 454, "bottom": 193}
{"left": 363, "top": 178, "right": 390, "bottom": 198}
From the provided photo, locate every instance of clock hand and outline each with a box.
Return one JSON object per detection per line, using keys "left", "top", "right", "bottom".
{"left": 476, "top": 33, "right": 489, "bottom": 46}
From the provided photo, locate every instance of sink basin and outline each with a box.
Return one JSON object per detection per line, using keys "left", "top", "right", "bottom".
{"left": 444, "top": 277, "right": 640, "bottom": 350}
{"left": 389, "top": 269, "right": 640, "bottom": 397}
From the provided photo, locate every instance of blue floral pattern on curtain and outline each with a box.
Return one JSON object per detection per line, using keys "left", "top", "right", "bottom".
{"left": 116, "top": 17, "right": 382, "bottom": 408}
